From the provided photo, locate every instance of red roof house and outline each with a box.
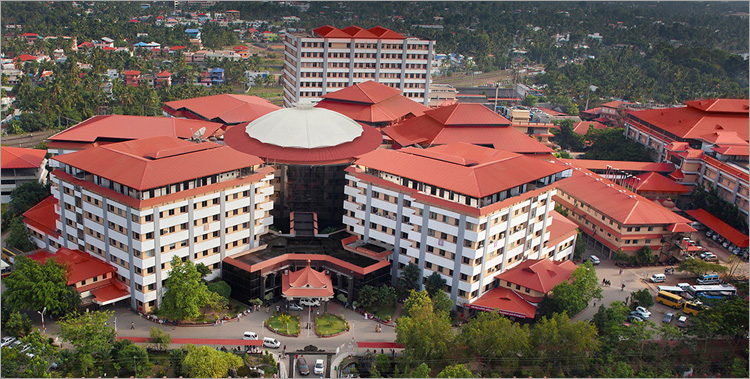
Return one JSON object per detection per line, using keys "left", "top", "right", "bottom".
{"left": 281, "top": 261, "right": 334, "bottom": 300}
{"left": 623, "top": 172, "right": 691, "bottom": 199}
{"left": 163, "top": 94, "right": 280, "bottom": 125}
{"left": 1, "top": 146, "right": 46, "bottom": 169}
{"left": 22, "top": 196, "right": 60, "bottom": 238}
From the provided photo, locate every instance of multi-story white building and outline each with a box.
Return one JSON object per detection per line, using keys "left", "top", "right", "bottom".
{"left": 47, "top": 136, "right": 275, "bottom": 312}
{"left": 1, "top": 146, "right": 48, "bottom": 203}
{"left": 281, "top": 25, "right": 435, "bottom": 107}
{"left": 342, "top": 143, "right": 576, "bottom": 312}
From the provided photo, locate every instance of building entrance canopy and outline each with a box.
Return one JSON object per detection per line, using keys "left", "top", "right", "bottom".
{"left": 281, "top": 260, "right": 334, "bottom": 300}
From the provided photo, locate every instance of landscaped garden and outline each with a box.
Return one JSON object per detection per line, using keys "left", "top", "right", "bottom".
{"left": 267, "top": 313, "right": 300, "bottom": 336}
{"left": 315, "top": 313, "right": 349, "bottom": 336}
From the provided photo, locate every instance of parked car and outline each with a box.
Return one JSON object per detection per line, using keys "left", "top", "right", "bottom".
{"left": 297, "top": 357, "right": 310, "bottom": 376}
{"left": 243, "top": 331, "right": 258, "bottom": 340}
{"left": 300, "top": 298, "right": 320, "bottom": 307}
{"left": 705, "top": 230, "right": 713, "bottom": 238}
{"left": 650, "top": 273, "right": 666, "bottom": 283}
{"left": 263, "top": 337, "right": 281, "bottom": 349}
{"left": 663, "top": 312, "right": 674, "bottom": 324}
{"left": 288, "top": 303, "right": 304, "bottom": 311}
{"left": 701, "top": 252, "right": 718, "bottom": 262}
{"left": 314, "top": 359, "right": 325, "bottom": 375}
{"left": 677, "top": 315, "right": 688, "bottom": 327}
{"left": 1, "top": 337, "right": 16, "bottom": 347}
{"left": 589, "top": 255, "right": 600, "bottom": 265}
{"left": 627, "top": 315, "right": 644, "bottom": 323}
{"left": 634, "top": 306, "right": 651, "bottom": 319}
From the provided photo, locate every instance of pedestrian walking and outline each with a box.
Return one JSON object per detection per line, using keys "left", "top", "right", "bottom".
{"left": 593, "top": 301, "right": 597, "bottom": 307}
{"left": 621, "top": 283, "right": 626, "bottom": 291}
{"left": 130, "top": 322, "right": 135, "bottom": 329}
{"left": 619, "top": 268, "right": 623, "bottom": 275}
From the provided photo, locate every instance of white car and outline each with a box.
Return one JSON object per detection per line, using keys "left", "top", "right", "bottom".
{"left": 243, "top": 331, "right": 258, "bottom": 340}
{"left": 633, "top": 306, "right": 651, "bottom": 319}
{"left": 300, "top": 298, "right": 320, "bottom": 307}
{"left": 589, "top": 255, "right": 600, "bottom": 265}
{"left": 314, "top": 359, "right": 325, "bottom": 375}
{"left": 288, "top": 303, "right": 304, "bottom": 311}
{"left": 1, "top": 337, "right": 17, "bottom": 347}
{"left": 263, "top": 337, "right": 281, "bottom": 349}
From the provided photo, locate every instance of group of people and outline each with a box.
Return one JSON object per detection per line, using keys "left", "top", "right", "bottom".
{"left": 601, "top": 278, "right": 612, "bottom": 287}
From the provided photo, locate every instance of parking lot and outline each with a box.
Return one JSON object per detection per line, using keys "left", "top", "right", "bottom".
{"left": 291, "top": 354, "right": 329, "bottom": 378}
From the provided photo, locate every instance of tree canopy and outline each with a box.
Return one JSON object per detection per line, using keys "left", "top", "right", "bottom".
{"left": 458, "top": 312, "right": 529, "bottom": 372}
{"left": 538, "top": 261, "right": 602, "bottom": 318}
{"left": 3, "top": 256, "right": 82, "bottom": 317}
{"left": 398, "top": 263, "right": 421, "bottom": 295}
{"left": 161, "top": 256, "right": 226, "bottom": 320}
{"left": 582, "top": 128, "right": 653, "bottom": 162}
{"left": 395, "top": 290, "right": 454, "bottom": 362}
{"left": 181, "top": 344, "right": 243, "bottom": 378}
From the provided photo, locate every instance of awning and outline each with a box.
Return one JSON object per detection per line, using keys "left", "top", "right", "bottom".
{"left": 357, "top": 342, "right": 404, "bottom": 349}
{"left": 684, "top": 209, "right": 749, "bottom": 248}
{"left": 669, "top": 223, "right": 697, "bottom": 233}
{"left": 91, "top": 281, "right": 131, "bottom": 306}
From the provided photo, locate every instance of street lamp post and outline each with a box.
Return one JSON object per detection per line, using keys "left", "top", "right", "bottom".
{"left": 307, "top": 304, "right": 311, "bottom": 338}
{"left": 37, "top": 307, "right": 46, "bottom": 334}
{"left": 113, "top": 316, "right": 117, "bottom": 335}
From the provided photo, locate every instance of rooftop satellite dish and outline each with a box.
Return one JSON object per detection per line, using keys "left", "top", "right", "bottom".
{"left": 192, "top": 126, "right": 207, "bottom": 141}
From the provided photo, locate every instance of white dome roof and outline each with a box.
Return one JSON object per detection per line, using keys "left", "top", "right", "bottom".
{"left": 244, "top": 102, "right": 364, "bottom": 149}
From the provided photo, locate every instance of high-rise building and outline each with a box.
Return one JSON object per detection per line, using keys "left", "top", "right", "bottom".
{"left": 47, "top": 136, "right": 275, "bottom": 312}
{"left": 342, "top": 143, "right": 577, "bottom": 313}
{"left": 281, "top": 25, "right": 435, "bottom": 107}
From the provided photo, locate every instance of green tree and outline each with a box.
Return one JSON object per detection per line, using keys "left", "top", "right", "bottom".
{"left": 195, "top": 263, "right": 212, "bottom": 279}
{"left": 4, "top": 311, "right": 33, "bottom": 338}
{"left": 119, "top": 344, "right": 151, "bottom": 377}
{"left": 6, "top": 217, "right": 37, "bottom": 252}
{"left": 630, "top": 289, "right": 655, "bottom": 308}
{"left": 530, "top": 313, "right": 600, "bottom": 376}
{"left": 551, "top": 119, "right": 585, "bottom": 151}
{"left": 689, "top": 297, "right": 749, "bottom": 340}
{"left": 374, "top": 354, "right": 391, "bottom": 376}
{"left": 431, "top": 290, "right": 454, "bottom": 315}
{"left": 398, "top": 263, "right": 421, "bottom": 294}
{"left": 458, "top": 312, "right": 529, "bottom": 372}
{"left": 523, "top": 94, "right": 538, "bottom": 107}
{"left": 3, "top": 256, "right": 82, "bottom": 317}
{"left": 424, "top": 272, "right": 447, "bottom": 297}
{"left": 395, "top": 290, "right": 454, "bottom": 362}
{"left": 437, "top": 363, "right": 475, "bottom": 378}
{"left": 58, "top": 310, "right": 116, "bottom": 370}
{"left": 181, "top": 344, "right": 243, "bottom": 378}
{"left": 2, "top": 181, "right": 51, "bottom": 227}
{"left": 677, "top": 258, "right": 727, "bottom": 277}
{"left": 538, "top": 262, "right": 602, "bottom": 317}
{"left": 406, "top": 362, "right": 431, "bottom": 378}
{"left": 161, "top": 256, "right": 225, "bottom": 320}
{"left": 169, "top": 348, "right": 187, "bottom": 377}
{"left": 634, "top": 246, "right": 656, "bottom": 265}
{"left": 207, "top": 280, "right": 232, "bottom": 299}
{"left": 583, "top": 128, "right": 653, "bottom": 162}
{"left": 149, "top": 327, "right": 171, "bottom": 351}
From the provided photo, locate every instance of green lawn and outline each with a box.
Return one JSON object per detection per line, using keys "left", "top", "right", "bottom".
{"left": 267, "top": 313, "right": 300, "bottom": 335}
{"left": 315, "top": 314, "right": 348, "bottom": 336}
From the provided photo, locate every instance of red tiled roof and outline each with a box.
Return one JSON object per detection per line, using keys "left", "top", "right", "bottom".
{"left": 676, "top": 148, "right": 704, "bottom": 159}
{"left": 702, "top": 155, "right": 749, "bottom": 181}
{"left": 627, "top": 100, "right": 749, "bottom": 142}
{"left": 163, "top": 94, "right": 280, "bottom": 124}
{"left": 225, "top": 253, "right": 390, "bottom": 277}
{"left": 1, "top": 146, "right": 46, "bottom": 169}
{"left": 341, "top": 25, "right": 378, "bottom": 39}
{"left": 169, "top": 45, "right": 186, "bottom": 50}
{"left": 424, "top": 103, "right": 511, "bottom": 126}
{"left": 669, "top": 169, "right": 685, "bottom": 180}
{"left": 624, "top": 172, "right": 691, "bottom": 194}
{"left": 572, "top": 121, "right": 607, "bottom": 135}
{"left": 685, "top": 209, "right": 749, "bottom": 248}
{"left": 102, "top": 46, "right": 116, "bottom": 51}
{"left": 316, "top": 81, "right": 429, "bottom": 123}
{"left": 712, "top": 144, "right": 749, "bottom": 156}
{"left": 282, "top": 262, "right": 334, "bottom": 299}
{"left": 233, "top": 45, "right": 249, "bottom": 50}
{"left": 581, "top": 107, "right": 602, "bottom": 115}
{"left": 495, "top": 258, "right": 577, "bottom": 294}
{"left": 357, "top": 342, "right": 404, "bottom": 349}
{"left": 17, "top": 54, "right": 39, "bottom": 62}
{"left": 536, "top": 107, "right": 568, "bottom": 116}
{"left": 123, "top": 70, "right": 141, "bottom": 75}
{"left": 698, "top": 131, "right": 748, "bottom": 145}
{"left": 546, "top": 211, "right": 579, "bottom": 246}
{"left": 49, "top": 115, "right": 223, "bottom": 144}
{"left": 469, "top": 287, "right": 538, "bottom": 319}
{"left": 28, "top": 248, "right": 116, "bottom": 285}
{"left": 367, "top": 26, "right": 406, "bottom": 39}
{"left": 157, "top": 70, "right": 171, "bottom": 77}
{"left": 353, "top": 143, "right": 565, "bottom": 198}
{"left": 685, "top": 99, "right": 750, "bottom": 113}
{"left": 78, "top": 42, "right": 93, "bottom": 48}
{"left": 555, "top": 170, "right": 694, "bottom": 226}
{"left": 559, "top": 159, "right": 674, "bottom": 173}
{"left": 52, "top": 136, "right": 264, "bottom": 191}
{"left": 223, "top": 121, "right": 382, "bottom": 165}
{"left": 313, "top": 25, "right": 351, "bottom": 38}
{"left": 22, "top": 196, "right": 59, "bottom": 237}
{"left": 91, "top": 279, "right": 130, "bottom": 305}
{"left": 19, "top": 33, "right": 39, "bottom": 37}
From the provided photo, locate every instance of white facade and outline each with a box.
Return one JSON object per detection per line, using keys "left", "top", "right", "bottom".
{"left": 48, "top": 164, "right": 274, "bottom": 312}
{"left": 281, "top": 32, "right": 434, "bottom": 107}
{"left": 342, "top": 173, "right": 574, "bottom": 307}
{"left": 1, "top": 159, "right": 48, "bottom": 204}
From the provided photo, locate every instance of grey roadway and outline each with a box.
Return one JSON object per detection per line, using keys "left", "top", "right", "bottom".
{"left": 27, "top": 300, "right": 400, "bottom": 378}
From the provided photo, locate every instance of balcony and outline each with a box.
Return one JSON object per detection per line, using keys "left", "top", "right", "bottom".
{"left": 341, "top": 235, "right": 393, "bottom": 260}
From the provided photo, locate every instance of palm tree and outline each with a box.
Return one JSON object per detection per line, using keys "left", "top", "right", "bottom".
{"left": 277, "top": 313, "right": 292, "bottom": 334}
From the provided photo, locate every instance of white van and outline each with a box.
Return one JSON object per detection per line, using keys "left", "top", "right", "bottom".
{"left": 263, "top": 337, "right": 281, "bottom": 349}
{"left": 243, "top": 331, "right": 258, "bottom": 340}
{"left": 300, "top": 298, "right": 320, "bottom": 307}
{"left": 650, "top": 273, "right": 666, "bottom": 283}
{"left": 696, "top": 273, "right": 720, "bottom": 285}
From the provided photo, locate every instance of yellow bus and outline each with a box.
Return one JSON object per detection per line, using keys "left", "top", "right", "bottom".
{"left": 683, "top": 301, "right": 705, "bottom": 316}
{"left": 655, "top": 290, "right": 684, "bottom": 309}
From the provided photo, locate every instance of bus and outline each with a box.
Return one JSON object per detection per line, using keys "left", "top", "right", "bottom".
{"left": 1, "top": 247, "right": 19, "bottom": 263}
{"left": 683, "top": 301, "right": 706, "bottom": 316}
{"left": 686, "top": 284, "right": 737, "bottom": 299}
{"left": 655, "top": 290, "right": 685, "bottom": 309}
{"left": 657, "top": 286, "right": 685, "bottom": 296}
